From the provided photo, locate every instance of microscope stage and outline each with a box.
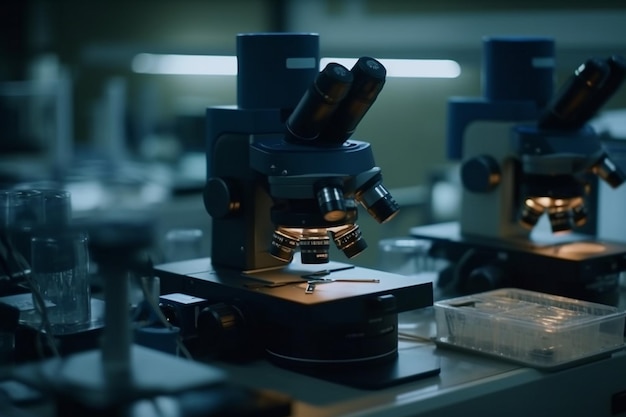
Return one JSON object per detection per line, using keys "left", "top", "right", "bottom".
{"left": 411, "top": 221, "right": 626, "bottom": 304}
{"left": 156, "top": 257, "right": 434, "bottom": 313}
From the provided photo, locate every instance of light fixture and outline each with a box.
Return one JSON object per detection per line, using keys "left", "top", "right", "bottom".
{"left": 131, "top": 54, "right": 461, "bottom": 79}
{"left": 320, "top": 57, "right": 461, "bottom": 79}
{"left": 131, "top": 54, "right": 237, "bottom": 75}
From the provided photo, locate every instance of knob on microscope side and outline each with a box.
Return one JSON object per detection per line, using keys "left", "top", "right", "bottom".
{"left": 460, "top": 154, "right": 502, "bottom": 193}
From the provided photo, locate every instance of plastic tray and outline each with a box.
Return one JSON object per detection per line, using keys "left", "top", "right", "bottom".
{"left": 434, "top": 288, "right": 626, "bottom": 369}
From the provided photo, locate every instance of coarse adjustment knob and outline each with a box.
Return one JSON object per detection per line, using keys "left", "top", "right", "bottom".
{"left": 461, "top": 155, "right": 501, "bottom": 193}
{"left": 196, "top": 302, "right": 253, "bottom": 360}
{"left": 465, "top": 264, "right": 505, "bottom": 293}
{"left": 203, "top": 177, "right": 240, "bottom": 218}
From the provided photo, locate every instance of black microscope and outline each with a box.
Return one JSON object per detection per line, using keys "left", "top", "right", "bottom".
{"left": 155, "top": 33, "right": 439, "bottom": 389}
{"left": 411, "top": 37, "right": 626, "bottom": 306}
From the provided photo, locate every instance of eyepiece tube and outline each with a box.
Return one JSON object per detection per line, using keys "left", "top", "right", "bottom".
{"left": 573, "top": 55, "right": 626, "bottom": 125}
{"left": 537, "top": 58, "right": 610, "bottom": 130}
{"left": 285, "top": 63, "right": 353, "bottom": 144}
{"left": 316, "top": 57, "right": 387, "bottom": 144}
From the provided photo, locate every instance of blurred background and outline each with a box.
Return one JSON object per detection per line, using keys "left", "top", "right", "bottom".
{"left": 1, "top": 0, "right": 625, "bottom": 268}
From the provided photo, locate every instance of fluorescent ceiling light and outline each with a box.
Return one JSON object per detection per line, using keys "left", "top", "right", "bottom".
{"left": 321, "top": 57, "right": 460, "bottom": 78}
{"left": 131, "top": 53, "right": 461, "bottom": 78}
{"left": 132, "top": 54, "right": 237, "bottom": 75}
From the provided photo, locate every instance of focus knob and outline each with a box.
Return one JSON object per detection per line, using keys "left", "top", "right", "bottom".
{"left": 203, "top": 177, "right": 240, "bottom": 218}
{"left": 461, "top": 155, "right": 501, "bottom": 193}
{"left": 197, "top": 302, "right": 251, "bottom": 360}
{"left": 465, "top": 264, "right": 504, "bottom": 293}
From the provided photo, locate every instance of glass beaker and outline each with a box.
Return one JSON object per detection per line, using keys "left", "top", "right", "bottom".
{"left": 30, "top": 230, "right": 91, "bottom": 333}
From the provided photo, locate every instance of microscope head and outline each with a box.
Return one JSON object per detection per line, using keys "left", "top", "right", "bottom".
{"left": 249, "top": 57, "right": 397, "bottom": 264}
{"left": 205, "top": 33, "right": 397, "bottom": 270}
{"left": 515, "top": 55, "right": 626, "bottom": 234}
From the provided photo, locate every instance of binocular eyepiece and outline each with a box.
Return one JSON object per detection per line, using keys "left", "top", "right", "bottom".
{"left": 538, "top": 55, "right": 626, "bottom": 130}
{"left": 285, "top": 57, "right": 387, "bottom": 145}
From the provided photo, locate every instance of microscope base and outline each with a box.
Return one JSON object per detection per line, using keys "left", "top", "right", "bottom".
{"left": 155, "top": 257, "right": 439, "bottom": 388}
{"left": 411, "top": 222, "right": 626, "bottom": 305}
{"left": 269, "top": 344, "right": 440, "bottom": 389}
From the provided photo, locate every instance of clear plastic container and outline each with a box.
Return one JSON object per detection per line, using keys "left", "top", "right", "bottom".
{"left": 434, "top": 288, "right": 626, "bottom": 369}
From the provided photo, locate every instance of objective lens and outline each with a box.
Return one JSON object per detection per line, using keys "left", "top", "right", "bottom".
{"left": 519, "top": 198, "right": 545, "bottom": 229}
{"left": 285, "top": 63, "right": 353, "bottom": 143}
{"left": 547, "top": 206, "right": 574, "bottom": 233}
{"left": 299, "top": 230, "right": 330, "bottom": 264}
{"left": 331, "top": 224, "right": 368, "bottom": 259}
{"left": 355, "top": 175, "right": 399, "bottom": 224}
{"left": 270, "top": 228, "right": 300, "bottom": 262}
{"left": 571, "top": 202, "right": 588, "bottom": 227}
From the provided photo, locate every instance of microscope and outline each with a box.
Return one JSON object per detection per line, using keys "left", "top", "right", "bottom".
{"left": 412, "top": 37, "right": 626, "bottom": 306}
{"left": 155, "top": 33, "right": 438, "bottom": 389}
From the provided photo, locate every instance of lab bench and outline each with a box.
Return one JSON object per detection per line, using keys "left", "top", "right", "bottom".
{"left": 211, "top": 307, "right": 626, "bottom": 417}
{"left": 3, "top": 289, "right": 626, "bottom": 417}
